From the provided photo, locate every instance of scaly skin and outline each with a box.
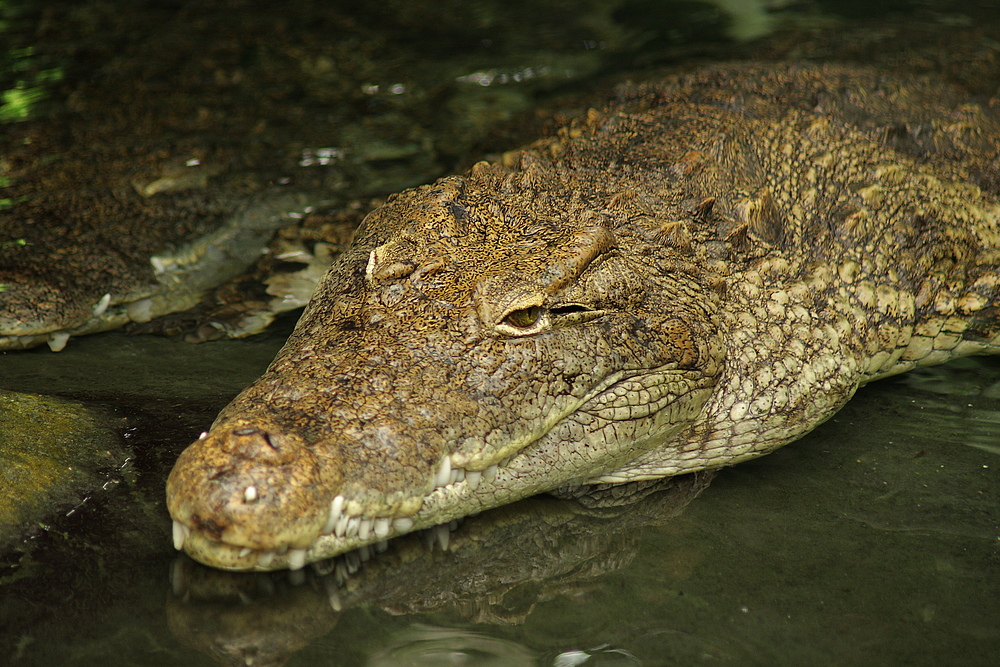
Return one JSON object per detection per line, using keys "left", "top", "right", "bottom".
{"left": 166, "top": 63, "right": 1000, "bottom": 571}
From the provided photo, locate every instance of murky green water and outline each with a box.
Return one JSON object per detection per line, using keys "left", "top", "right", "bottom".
{"left": 1, "top": 1, "right": 999, "bottom": 665}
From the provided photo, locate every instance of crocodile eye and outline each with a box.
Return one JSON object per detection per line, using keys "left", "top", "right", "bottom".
{"left": 504, "top": 306, "right": 542, "bottom": 329}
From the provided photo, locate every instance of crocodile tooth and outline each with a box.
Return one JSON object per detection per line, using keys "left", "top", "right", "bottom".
{"left": 198, "top": 431, "right": 208, "bottom": 440}
{"left": 172, "top": 521, "right": 189, "bottom": 550}
{"left": 322, "top": 495, "right": 345, "bottom": 534}
{"left": 448, "top": 468, "right": 459, "bottom": 485}
{"left": 454, "top": 467, "right": 465, "bottom": 483}
{"left": 335, "top": 560, "right": 349, "bottom": 584}
{"left": 373, "top": 517, "right": 391, "bottom": 538}
{"left": 239, "top": 547, "right": 253, "bottom": 558}
{"left": 359, "top": 545, "right": 371, "bottom": 562}
{"left": 376, "top": 539, "right": 388, "bottom": 553}
{"left": 346, "top": 551, "right": 360, "bottom": 573}
{"left": 276, "top": 545, "right": 288, "bottom": 556}
{"left": 288, "top": 548, "right": 307, "bottom": 571}
{"left": 393, "top": 517, "right": 414, "bottom": 532}
{"left": 434, "top": 456, "right": 451, "bottom": 488}
{"left": 484, "top": 464, "right": 498, "bottom": 482}
{"left": 243, "top": 485, "right": 258, "bottom": 503}
{"left": 435, "top": 524, "right": 450, "bottom": 551}
{"left": 323, "top": 578, "right": 342, "bottom": 611}
{"left": 345, "top": 516, "right": 360, "bottom": 538}
{"left": 358, "top": 518, "right": 373, "bottom": 541}
{"left": 335, "top": 513, "right": 350, "bottom": 537}
{"left": 257, "top": 551, "right": 275, "bottom": 567}
{"left": 92, "top": 293, "right": 111, "bottom": 317}
{"left": 47, "top": 332, "right": 70, "bottom": 352}
{"left": 289, "top": 569, "right": 306, "bottom": 586}
{"left": 466, "top": 470, "right": 482, "bottom": 489}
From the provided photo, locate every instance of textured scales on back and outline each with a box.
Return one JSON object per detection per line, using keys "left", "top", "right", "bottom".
{"left": 166, "top": 63, "right": 1000, "bottom": 571}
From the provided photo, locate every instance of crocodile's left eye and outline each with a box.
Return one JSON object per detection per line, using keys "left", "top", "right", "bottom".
{"left": 504, "top": 306, "right": 542, "bottom": 329}
{"left": 496, "top": 305, "right": 549, "bottom": 337}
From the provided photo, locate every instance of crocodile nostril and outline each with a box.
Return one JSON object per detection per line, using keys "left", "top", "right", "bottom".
{"left": 222, "top": 426, "right": 292, "bottom": 463}
{"left": 233, "top": 426, "right": 280, "bottom": 450}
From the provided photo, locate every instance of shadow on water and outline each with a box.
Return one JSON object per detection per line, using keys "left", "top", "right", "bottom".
{"left": 1, "top": 0, "right": 1000, "bottom": 665}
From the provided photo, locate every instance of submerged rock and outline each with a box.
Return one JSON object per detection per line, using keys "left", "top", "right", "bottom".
{"left": 0, "top": 389, "right": 127, "bottom": 548}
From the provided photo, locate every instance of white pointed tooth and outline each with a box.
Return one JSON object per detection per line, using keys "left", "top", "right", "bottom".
{"left": 393, "top": 517, "right": 414, "bottom": 533}
{"left": 335, "top": 513, "right": 350, "bottom": 537}
{"left": 435, "top": 524, "right": 450, "bottom": 551}
{"left": 346, "top": 552, "right": 360, "bottom": 573}
{"left": 358, "top": 518, "right": 373, "bottom": 541}
{"left": 257, "top": 551, "right": 275, "bottom": 567}
{"left": 239, "top": 547, "right": 253, "bottom": 558}
{"left": 374, "top": 517, "right": 391, "bottom": 539}
{"left": 198, "top": 431, "right": 208, "bottom": 440}
{"left": 323, "top": 578, "right": 343, "bottom": 612}
{"left": 92, "top": 293, "right": 111, "bottom": 317}
{"left": 484, "top": 464, "right": 498, "bottom": 481}
{"left": 323, "top": 495, "right": 345, "bottom": 534}
{"left": 345, "top": 516, "right": 360, "bottom": 538}
{"left": 335, "top": 560, "right": 349, "bottom": 584}
{"left": 172, "top": 521, "right": 189, "bottom": 550}
{"left": 243, "top": 485, "right": 258, "bottom": 503}
{"left": 47, "top": 332, "right": 70, "bottom": 352}
{"left": 466, "top": 470, "right": 482, "bottom": 489}
{"left": 448, "top": 468, "right": 458, "bottom": 485}
{"left": 454, "top": 467, "right": 465, "bottom": 483}
{"left": 288, "top": 548, "right": 307, "bottom": 571}
{"left": 434, "top": 456, "right": 452, "bottom": 487}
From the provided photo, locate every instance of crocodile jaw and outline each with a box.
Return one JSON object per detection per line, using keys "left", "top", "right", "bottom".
{"left": 167, "top": 368, "right": 713, "bottom": 572}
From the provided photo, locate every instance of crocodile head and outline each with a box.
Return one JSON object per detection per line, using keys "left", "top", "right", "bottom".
{"left": 167, "top": 156, "right": 726, "bottom": 570}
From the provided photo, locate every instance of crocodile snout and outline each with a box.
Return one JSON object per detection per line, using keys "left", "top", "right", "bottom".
{"left": 166, "top": 422, "right": 336, "bottom": 560}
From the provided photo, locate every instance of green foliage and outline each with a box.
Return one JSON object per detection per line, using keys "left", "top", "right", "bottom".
{"left": 0, "top": 46, "right": 63, "bottom": 123}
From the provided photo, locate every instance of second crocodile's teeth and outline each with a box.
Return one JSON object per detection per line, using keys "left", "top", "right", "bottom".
{"left": 172, "top": 521, "right": 189, "bottom": 550}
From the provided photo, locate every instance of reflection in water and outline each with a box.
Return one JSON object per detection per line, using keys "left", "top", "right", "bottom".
{"left": 167, "top": 473, "right": 713, "bottom": 666}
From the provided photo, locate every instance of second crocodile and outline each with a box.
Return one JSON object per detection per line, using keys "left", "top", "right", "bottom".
{"left": 167, "top": 62, "right": 1000, "bottom": 571}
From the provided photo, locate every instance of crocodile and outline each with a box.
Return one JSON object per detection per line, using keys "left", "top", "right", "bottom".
{"left": 167, "top": 62, "right": 1000, "bottom": 571}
